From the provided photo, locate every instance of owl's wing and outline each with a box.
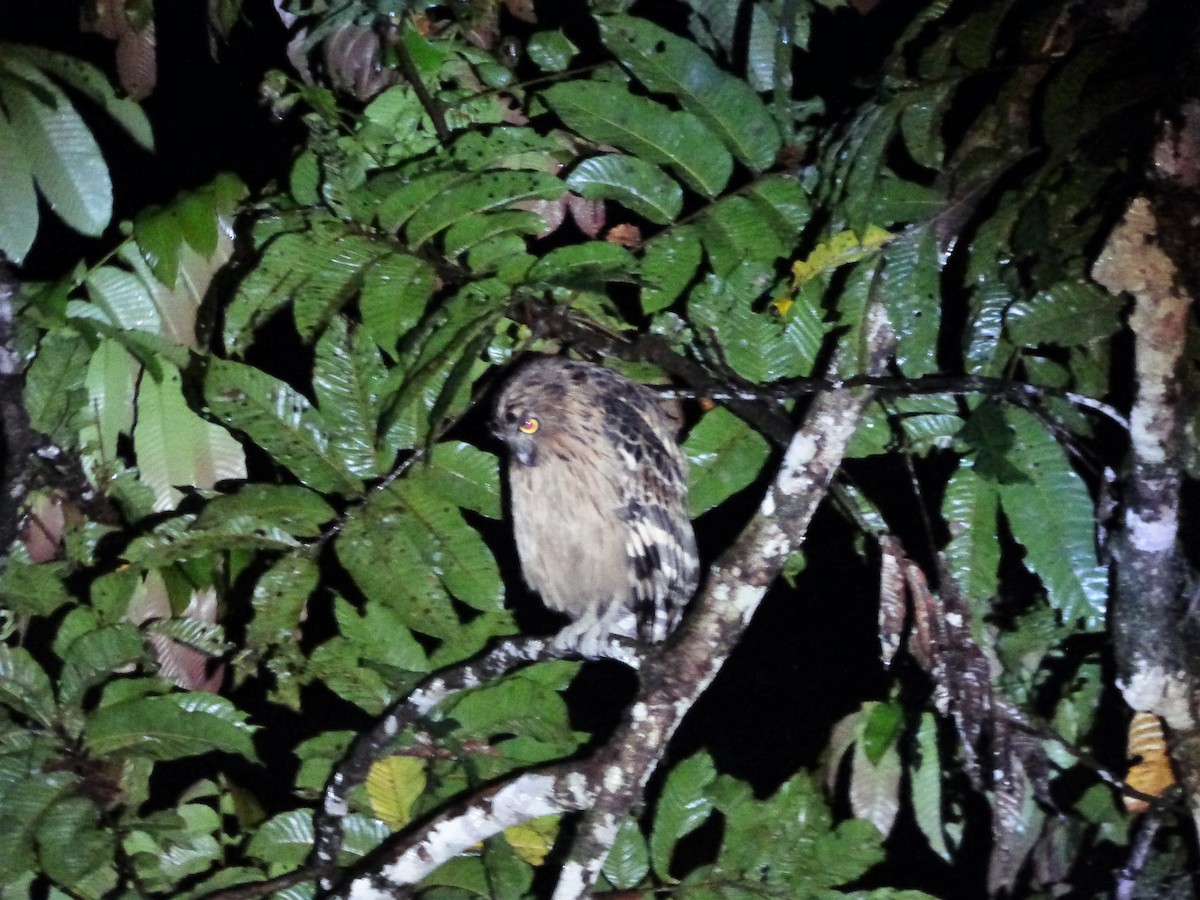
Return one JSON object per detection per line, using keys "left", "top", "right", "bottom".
{"left": 610, "top": 394, "right": 700, "bottom": 642}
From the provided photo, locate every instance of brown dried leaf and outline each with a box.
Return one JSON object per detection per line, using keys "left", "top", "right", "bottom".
{"left": 147, "top": 587, "right": 224, "bottom": 692}
{"left": 323, "top": 25, "right": 397, "bottom": 101}
{"left": 116, "top": 21, "right": 157, "bottom": 100}
{"left": 513, "top": 197, "right": 567, "bottom": 237}
{"left": 606, "top": 223, "right": 641, "bottom": 247}
{"left": 503, "top": 0, "right": 538, "bottom": 24}
{"left": 21, "top": 492, "right": 66, "bottom": 563}
{"left": 567, "top": 193, "right": 605, "bottom": 238}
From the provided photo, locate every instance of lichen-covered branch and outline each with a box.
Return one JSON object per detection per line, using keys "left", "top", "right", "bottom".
{"left": 312, "top": 290, "right": 893, "bottom": 900}
{"left": 309, "top": 637, "right": 565, "bottom": 891}
{"left": 549, "top": 289, "right": 895, "bottom": 899}
{"left": 1092, "top": 104, "right": 1200, "bottom": 830}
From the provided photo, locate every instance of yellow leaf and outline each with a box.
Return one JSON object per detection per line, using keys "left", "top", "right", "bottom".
{"left": 366, "top": 756, "right": 427, "bottom": 830}
{"left": 770, "top": 297, "right": 795, "bottom": 318}
{"left": 790, "top": 226, "right": 895, "bottom": 289}
{"left": 504, "top": 815, "right": 559, "bottom": 866}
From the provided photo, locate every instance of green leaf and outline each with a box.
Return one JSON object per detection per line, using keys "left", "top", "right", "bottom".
{"left": 134, "top": 365, "right": 247, "bottom": 511}
{"left": 377, "top": 170, "right": 465, "bottom": 233}
{"left": 334, "top": 596, "right": 430, "bottom": 674}
{"left": 358, "top": 252, "right": 438, "bottom": 353}
{"left": 527, "top": 30, "right": 579, "bottom": 72}
{"left": 941, "top": 464, "right": 1000, "bottom": 606}
{"left": 994, "top": 408, "right": 1107, "bottom": 627}
{"left": 442, "top": 210, "right": 546, "bottom": 257}
{"left": 697, "top": 195, "right": 789, "bottom": 275}
{"left": 82, "top": 338, "right": 138, "bottom": 464}
{"left": 405, "top": 171, "right": 563, "bottom": 247}
{"left": 245, "top": 810, "right": 314, "bottom": 869}
{"left": 424, "top": 441, "right": 502, "bottom": 519}
{"left": 125, "top": 803, "right": 223, "bottom": 891}
{"left": 57, "top": 624, "right": 145, "bottom": 709}
{"left": 861, "top": 701, "right": 903, "bottom": 765}
{"left": 4, "top": 44, "right": 153, "bottom": 149}
{"left": 710, "top": 770, "right": 885, "bottom": 891}
{"left": 641, "top": 226, "right": 702, "bottom": 314}
{"left": 0, "top": 646, "right": 57, "bottom": 727}
{"left": 399, "top": 479, "right": 505, "bottom": 613}
{"left": 0, "top": 771, "right": 75, "bottom": 882}
{"left": 85, "top": 263, "right": 160, "bottom": 332}
{"left": 336, "top": 478, "right": 507, "bottom": 646}
{"left": 1005, "top": 280, "right": 1125, "bottom": 348}
{"left": 911, "top": 713, "right": 950, "bottom": 860}
{"left": 85, "top": 693, "right": 258, "bottom": 762}
{"left": 309, "top": 639, "right": 395, "bottom": 714}
{"left": 196, "top": 485, "right": 334, "bottom": 537}
{"left": 223, "top": 221, "right": 394, "bottom": 352}
{"left": 685, "top": 407, "right": 771, "bottom": 516}
{"left": 744, "top": 175, "right": 812, "bottom": 242}
{"left": 598, "top": 14, "right": 781, "bottom": 172}
{"left": 204, "top": 358, "right": 363, "bottom": 495}
{"left": 651, "top": 753, "right": 716, "bottom": 880}
{"left": 123, "top": 513, "right": 304, "bottom": 568}
{"left": 0, "top": 106, "right": 38, "bottom": 263}
{"left": 449, "top": 126, "right": 566, "bottom": 173}
{"left": 0, "top": 63, "right": 112, "bottom": 236}
{"left": 822, "top": 103, "right": 899, "bottom": 235}
{"left": 313, "top": 317, "right": 383, "bottom": 478}
{"left": 541, "top": 80, "right": 732, "bottom": 197}
{"left": 689, "top": 263, "right": 822, "bottom": 383}
{"left": 443, "top": 669, "right": 583, "bottom": 767}
{"left": 247, "top": 556, "right": 319, "bottom": 654}
{"left": 566, "top": 154, "right": 683, "bottom": 225}
{"left": 36, "top": 796, "right": 114, "bottom": 886}
{"left": 899, "top": 83, "right": 951, "bottom": 170}
{"left": 0, "top": 557, "right": 74, "bottom": 618}
{"left": 603, "top": 820, "right": 650, "bottom": 890}
{"left": 527, "top": 242, "right": 638, "bottom": 287}
{"left": 24, "top": 330, "right": 90, "bottom": 446}
{"left": 379, "top": 283, "right": 502, "bottom": 452}
{"left": 882, "top": 228, "right": 941, "bottom": 376}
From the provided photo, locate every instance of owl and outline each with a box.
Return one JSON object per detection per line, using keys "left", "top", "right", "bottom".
{"left": 492, "top": 356, "right": 699, "bottom": 655}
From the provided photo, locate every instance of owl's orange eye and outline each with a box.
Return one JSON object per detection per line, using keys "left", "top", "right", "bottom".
{"left": 518, "top": 417, "right": 540, "bottom": 434}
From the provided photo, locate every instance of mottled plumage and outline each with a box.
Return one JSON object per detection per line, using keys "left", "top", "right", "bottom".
{"left": 492, "top": 356, "right": 699, "bottom": 654}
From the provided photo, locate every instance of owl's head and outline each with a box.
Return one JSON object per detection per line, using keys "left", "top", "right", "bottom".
{"left": 492, "top": 357, "right": 582, "bottom": 467}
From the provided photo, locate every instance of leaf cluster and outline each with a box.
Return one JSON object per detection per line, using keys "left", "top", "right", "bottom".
{"left": 1, "top": 0, "right": 1185, "bottom": 896}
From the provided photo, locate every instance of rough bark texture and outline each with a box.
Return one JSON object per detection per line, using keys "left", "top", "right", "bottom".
{"left": 1092, "top": 104, "right": 1200, "bottom": 831}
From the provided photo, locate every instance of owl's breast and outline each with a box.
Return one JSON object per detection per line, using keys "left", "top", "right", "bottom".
{"left": 508, "top": 455, "right": 632, "bottom": 615}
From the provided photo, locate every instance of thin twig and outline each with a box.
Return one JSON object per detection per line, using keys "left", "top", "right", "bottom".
{"left": 1115, "top": 806, "right": 1166, "bottom": 900}
{"left": 389, "top": 22, "right": 451, "bottom": 142}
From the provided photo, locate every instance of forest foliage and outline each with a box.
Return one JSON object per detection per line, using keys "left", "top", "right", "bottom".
{"left": 0, "top": 0, "right": 1190, "bottom": 897}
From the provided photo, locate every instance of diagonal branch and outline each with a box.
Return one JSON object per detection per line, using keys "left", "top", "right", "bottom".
{"left": 549, "top": 282, "right": 896, "bottom": 897}
{"left": 310, "top": 281, "right": 893, "bottom": 900}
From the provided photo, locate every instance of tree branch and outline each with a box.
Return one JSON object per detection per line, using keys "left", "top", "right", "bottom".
{"left": 309, "top": 637, "right": 567, "bottom": 891}
{"left": 310, "top": 280, "right": 893, "bottom": 900}
{"left": 549, "top": 283, "right": 895, "bottom": 898}
{"left": 1092, "top": 103, "right": 1200, "bottom": 831}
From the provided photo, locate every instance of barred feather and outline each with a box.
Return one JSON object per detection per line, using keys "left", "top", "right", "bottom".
{"left": 493, "top": 356, "right": 699, "bottom": 654}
